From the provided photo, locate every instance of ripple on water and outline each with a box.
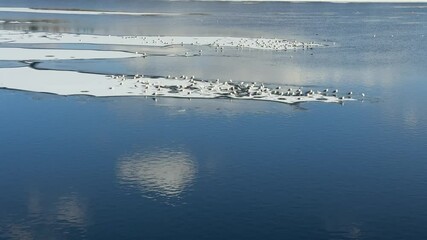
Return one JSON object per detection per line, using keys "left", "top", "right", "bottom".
{"left": 117, "top": 148, "right": 197, "bottom": 202}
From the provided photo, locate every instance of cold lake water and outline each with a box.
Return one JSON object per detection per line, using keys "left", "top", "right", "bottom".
{"left": 1, "top": 1, "right": 427, "bottom": 239}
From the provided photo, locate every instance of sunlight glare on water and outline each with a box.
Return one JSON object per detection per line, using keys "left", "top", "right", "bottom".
{"left": 117, "top": 148, "right": 197, "bottom": 201}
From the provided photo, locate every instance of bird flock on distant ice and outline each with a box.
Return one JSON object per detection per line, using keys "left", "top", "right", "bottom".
{"left": 106, "top": 74, "right": 363, "bottom": 104}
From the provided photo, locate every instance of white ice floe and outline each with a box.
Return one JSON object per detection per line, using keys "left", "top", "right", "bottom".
{"left": 0, "top": 47, "right": 144, "bottom": 60}
{"left": 0, "top": 67, "right": 355, "bottom": 104}
{"left": 0, "top": 20, "right": 32, "bottom": 24}
{"left": 0, "top": 30, "right": 320, "bottom": 51}
{"left": 0, "top": 7, "right": 190, "bottom": 16}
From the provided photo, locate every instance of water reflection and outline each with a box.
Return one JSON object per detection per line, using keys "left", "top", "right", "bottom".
{"left": 4, "top": 224, "right": 33, "bottom": 240}
{"left": 56, "top": 194, "right": 87, "bottom": 227}
{"left": 348, "top": 226, "right": 362, "bottom": 239}
{"left": 27, "top": 190, "right": 42, "bottom": 216}
{"left": 0, "top": 191, "right": 88, "bottom": 239}
{"left": 117, "top": 148, "right": 197, "bottom": 200}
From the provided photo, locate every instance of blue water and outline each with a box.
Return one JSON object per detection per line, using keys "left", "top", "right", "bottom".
{"left": 1, "top": 1, "right": 427, "bottom": 239}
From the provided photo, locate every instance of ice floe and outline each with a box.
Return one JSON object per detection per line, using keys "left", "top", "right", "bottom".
{"left": 0, "top": 67, "right": 356, "bottom": 104}
{"left": 0, "top": 7, "right": 200, "bottom": 17}
{"left": 0, "top": 30, "right": 320, "bottom": 51}
{"left": 0, "top": 20, "right": 32, "bottom": 24}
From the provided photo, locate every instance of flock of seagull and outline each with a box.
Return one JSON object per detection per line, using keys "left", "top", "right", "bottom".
{"left": 0, "top": 30, "right": 321, "bottom": 52}
{"left": 126, "top": 35, "right": 319, "bottom": 51}
{"left": 106, "top": 74, "right": 360, "bottom": 104}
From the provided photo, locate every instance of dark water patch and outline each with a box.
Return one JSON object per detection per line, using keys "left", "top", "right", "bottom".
{"left": 0, "top": 60, "right": 28, "bottom": 68}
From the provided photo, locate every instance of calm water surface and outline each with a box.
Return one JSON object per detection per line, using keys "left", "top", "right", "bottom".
{"left": 0, "top": 1, "right": 427, "bottom": 239}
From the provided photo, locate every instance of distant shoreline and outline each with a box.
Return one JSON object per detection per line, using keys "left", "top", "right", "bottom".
{"left": 182, "top": 0, "right": 427, "bottom": 2}
{"left": 167, "top": 0, "right": 427, "bottom": 3}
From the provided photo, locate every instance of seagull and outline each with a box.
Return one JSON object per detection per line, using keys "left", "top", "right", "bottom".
{"left": 305, "top": 90, "right": 314, "bottom": 96}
